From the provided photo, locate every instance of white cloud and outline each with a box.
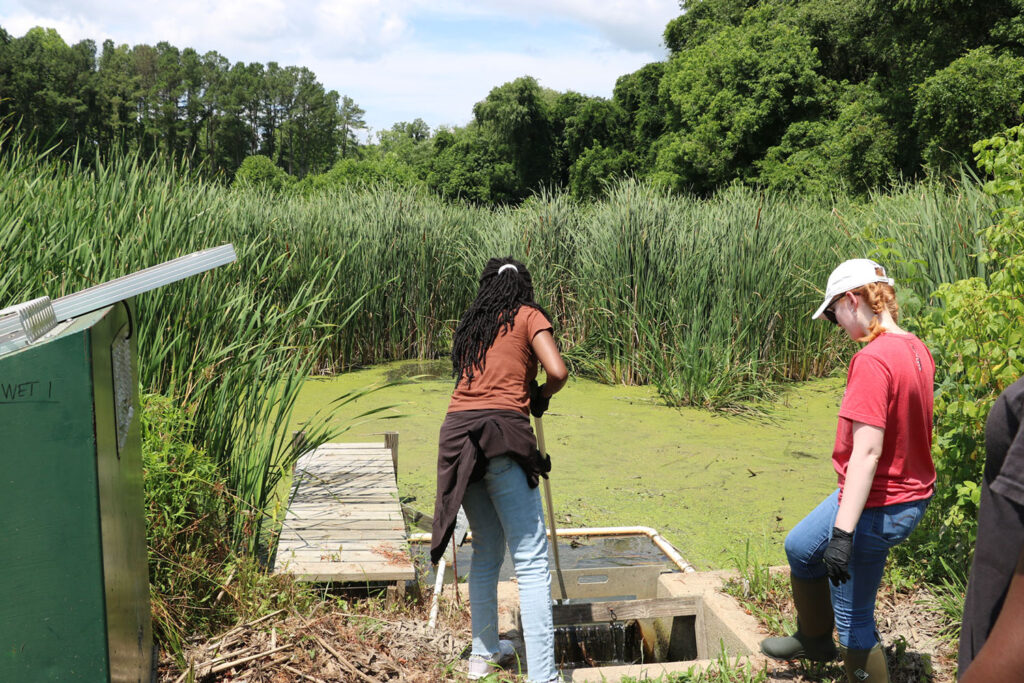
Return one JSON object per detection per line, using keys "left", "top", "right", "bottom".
{"left": 415, "top": 0, "right": 679, "bottom": 53}
{"left": 0, "top": 0, "right": 676, "bottom": 134}
{"left": 306, "top": 41, "right": 656, "bottom": 135}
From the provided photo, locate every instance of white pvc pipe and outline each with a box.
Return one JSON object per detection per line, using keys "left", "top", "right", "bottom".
{"left": 408, "top": 526, "right": 695, "bottom": 573}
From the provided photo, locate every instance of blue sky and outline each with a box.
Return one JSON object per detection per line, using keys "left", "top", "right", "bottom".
{"left": 0, "top": 0, "right": 679, "bottom": 140}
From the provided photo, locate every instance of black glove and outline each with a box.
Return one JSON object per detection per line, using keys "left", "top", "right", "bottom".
{"left": 528, "top": 379, "right": 550, "bottom": 418}
{"left": 822, "top": 527, "right": 853, "bottom": 586}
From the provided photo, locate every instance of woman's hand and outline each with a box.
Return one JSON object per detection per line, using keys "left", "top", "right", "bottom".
{"left": 529, "top": 380, "right": 550, "bottom": 418}
{"left": 823, "top": 528, "right": 854, "bottom": 585}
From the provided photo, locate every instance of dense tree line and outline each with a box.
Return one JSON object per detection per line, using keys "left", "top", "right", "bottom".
{"left": 279, "top": 0, "right": 1024, "bottom": 201}
{"left": 0, "top": 26, "right": 365, "bottom": 178}
{"left": 6, "top": 0, "right": 1024, "bottom": 201}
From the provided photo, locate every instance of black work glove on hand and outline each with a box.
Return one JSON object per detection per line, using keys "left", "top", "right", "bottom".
{"left": 823, "top": 527, "right": 853, "bottom": 586}
{"left": 528, "top": 379, "right": 550, "bottom": 418}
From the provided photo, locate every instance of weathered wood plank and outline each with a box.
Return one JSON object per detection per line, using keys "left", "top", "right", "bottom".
{"left": 282, "top": 524, "right": 405, "bottom": 532}
{"left": 276, "top": 550, "right": 413, "bottom": 565}
{"left": 273, "top": 441, "right": 415, "bottom": 583}
{"left": 284, "top": 567, "right": 416, "bottom": 582}
{"left": 277, "top": 540, "right": 408, "bottom": 552}
{"left": 280, "top": 532, "right": 411, "bottom": 540}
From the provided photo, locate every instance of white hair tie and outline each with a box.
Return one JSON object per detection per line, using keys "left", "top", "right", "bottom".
{"left": 498, "top": 264, "right": 518, "bottom": 275}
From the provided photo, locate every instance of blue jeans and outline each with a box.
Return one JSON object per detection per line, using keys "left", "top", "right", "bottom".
{"left": 785, "top": 489, "right": 929, "bottom": 650}
{"left": 462, "top": 456, "right": 557, "bottom": 683}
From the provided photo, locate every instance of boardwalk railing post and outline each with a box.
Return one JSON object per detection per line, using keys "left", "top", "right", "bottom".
{"left": 290, "top": 430, "right": 307, "bottom": 456}
{"left": 384, "top": 431, "right": 399, "bottom": 483}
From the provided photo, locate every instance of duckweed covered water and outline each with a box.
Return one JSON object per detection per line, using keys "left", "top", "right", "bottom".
{"left": 289, "top": 361, "right": 843, "bottom": 569}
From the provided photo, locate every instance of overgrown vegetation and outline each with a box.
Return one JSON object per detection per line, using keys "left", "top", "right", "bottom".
{"left": 143, "top": 394, "right": 318, "bottom": 660}
{"left": 4, "top": 110, "right": 1023, "bottom": 675}
{"left": 890, "top": 123, "right": 1024, "bottom": 587}
{"left": 0, "top": 128, "right": 343, "bottom": 556}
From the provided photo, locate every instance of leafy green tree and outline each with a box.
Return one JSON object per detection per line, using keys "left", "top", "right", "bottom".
{"left": 473, "top": 76, "right": 554, "bottom": 198}
{"left": 914, "top": 46, "right": 1024, "bottom": 172}
{"left": 337, "top": 95, "right": 366, "bottom": 159}
{"left": 757, "top": 83, "right": 898, "bottom": 194}
{"left": 569, "top": 144, "right": 638, "bottom": 199}
{"left": 653, "top": 11, "right": 828, "bottom": 193}
{"left": 197, "top": 50, "right": 230, "bottom": 169}
{"left": 259, "top": 62, "right": 294, "bottom": 161}
{"left": 663, "top": 0, "right": 755, "bottom": 55}
{"left": 0, "top": 27, "right": 89, "bottom": 151}
{"left": 296, "top": 156, "right": 417, "bottom": 194}
{"left": 425, "top": 124, "right": 517, "bottom": 204}
{"left": 179, "top": 47, "right": 207, "bottom": 159}
{"left": 374, "top": 119, "right": 433, "bottom": 176}
{"left": 612, "top": 62, "right": 667, "bottom": 164}
{"left": 234, "top": 154, "right": 294, "bottom": 191}
{"left": 560, "top": 96, "right": 627, "bottom": 167}
{"left": 276, "top": 68, "right": 339, "bottom": 177}
{"left": 153, "top": 42, "right": 185, "bottom": 156}
{"left": 93, "top": 40, "right": 139, "bottom": 152}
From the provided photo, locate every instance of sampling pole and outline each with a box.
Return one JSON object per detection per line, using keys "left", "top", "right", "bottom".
{"left": 535, "top": 416, "right": 567, "bottom": 603}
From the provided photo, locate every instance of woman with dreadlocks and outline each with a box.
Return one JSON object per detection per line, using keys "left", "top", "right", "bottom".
{"left": 430, "top": 257, "right": 567, "bottom": 682}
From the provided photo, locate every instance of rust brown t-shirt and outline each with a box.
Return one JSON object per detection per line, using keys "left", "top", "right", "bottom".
{"left": 448, "top": 306, "right": 553, "bottom": 415}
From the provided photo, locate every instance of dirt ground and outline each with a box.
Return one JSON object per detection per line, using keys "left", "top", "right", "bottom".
{"left": 160, "top": 574, "right": 957, "bottom": 683}
{"left": 759, "top": 584, "right": 957, "bottom": 683}
{"left": 158, "top": 589, "right": 472, "bottom": 682}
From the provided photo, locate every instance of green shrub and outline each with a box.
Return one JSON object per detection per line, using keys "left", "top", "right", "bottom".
{"left": 234, "top": 154, "right": 295, "bottom": 192}
{"left": 142, "top": 393, "right": 230, "bottom": 652}
{"left": 142, "top": 393, "right": 316, "bottom": 656}
{"left": 894, "top": 123, "right": 1024, "bottom": 580}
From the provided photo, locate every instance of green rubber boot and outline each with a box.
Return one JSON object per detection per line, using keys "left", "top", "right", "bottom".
{"left": 840, "top": 643, "right": 889, "bottom": 682}
{"left": 759, "top": 576, "right": 838, "bottom": 662}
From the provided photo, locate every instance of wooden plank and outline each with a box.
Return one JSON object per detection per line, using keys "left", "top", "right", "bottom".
{"left": 286, "top": 568, "right": 416, "bottom": 582}
{"left": 277, "top": 540, "right": 408, "bottom": 552}
{"left": 276, "top": 551, "right": 413, "bottom": 566}
{"left": 285, "top": 493, "right": 399, "bottom": 501}
{"left": 281, "top": 520, "right": 405, "bottom": 531}
{"left": 277, "top": 559, "right": 414, "bottom": 572}
{"left": 277, "top": 529, "right": 407, "bottom": 541}
{"left": 551, "top": 597, "right": 699, "bottom": 626}
{"left": 273, "top": 440, "right": 415, "bottom": 583}
{"left": 283, "top": 510, "right": 403, "bottom": 520}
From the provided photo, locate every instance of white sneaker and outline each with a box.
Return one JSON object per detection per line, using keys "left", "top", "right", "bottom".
{"left": 466, "top": 640, "right": 517, "bottom": 679}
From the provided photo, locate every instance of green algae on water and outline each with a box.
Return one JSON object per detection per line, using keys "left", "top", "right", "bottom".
{"left": 289, "top": 360, "right": 844, "bottom": 569}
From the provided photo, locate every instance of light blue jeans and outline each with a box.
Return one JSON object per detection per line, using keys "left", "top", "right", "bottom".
{"left": 785, "top": 488, "right": 929, "bottom": 649}
{"left": 462, "top": 455, "right": 557, "bottom": 682}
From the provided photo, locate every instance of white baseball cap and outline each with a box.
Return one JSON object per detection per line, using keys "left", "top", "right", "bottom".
{"left": 812, "top": 259, "right": 895, "bottom": 320}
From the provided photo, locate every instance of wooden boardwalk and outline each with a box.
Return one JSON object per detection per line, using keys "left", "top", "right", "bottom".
{"left": 272, "top": 441, "right": 417, "bottom": 583}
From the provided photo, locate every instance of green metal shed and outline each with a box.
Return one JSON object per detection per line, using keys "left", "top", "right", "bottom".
{"left": 1, "top": 302, "right": 152, "bottom": 681}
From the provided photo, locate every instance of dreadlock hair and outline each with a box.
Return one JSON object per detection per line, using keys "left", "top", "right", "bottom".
{"left": 451, "top": 257, "right": 552, "bottom": 387}
{"left": 850, "top": 274, "right": 899, "bottom": 343}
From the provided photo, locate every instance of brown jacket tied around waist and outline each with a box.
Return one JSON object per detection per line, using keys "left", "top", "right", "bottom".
{"left": 430, "top": 409, "right": 551, "bottom": 564}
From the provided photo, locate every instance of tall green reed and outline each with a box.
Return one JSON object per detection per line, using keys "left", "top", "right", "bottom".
{"left": 2, "top": 132, "right": 997, "bottom": 424}
{"left": 0, "top": 140, "right": 345, "bottom": 552}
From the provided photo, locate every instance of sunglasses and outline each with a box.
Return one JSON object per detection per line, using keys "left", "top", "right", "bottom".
{"left": 822, "top": 293, "right": 844, "bottom": 325}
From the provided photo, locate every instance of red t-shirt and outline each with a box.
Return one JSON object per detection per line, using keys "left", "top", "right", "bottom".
{"left": 833, "top": 332, "right": 936, "bottom": 507}
{"left": 448, "top": 306, "right": 553, "bottom": 415}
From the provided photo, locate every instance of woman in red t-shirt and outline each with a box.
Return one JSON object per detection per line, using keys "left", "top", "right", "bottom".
{"left": 760, "top": 259, "right": 935, "bottom": 683}
{"left": 430, "top": 257, "right": 567, "bottom": 682}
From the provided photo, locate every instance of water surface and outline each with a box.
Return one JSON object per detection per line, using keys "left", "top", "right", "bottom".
{"left": 290, "top": 361, "right": 843, "bottom": 569}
